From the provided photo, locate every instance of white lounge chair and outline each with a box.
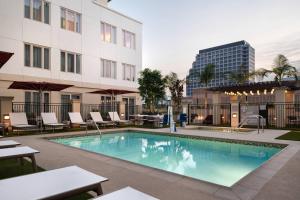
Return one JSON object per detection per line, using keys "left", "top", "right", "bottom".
{"left": 0, "top": 146, "right": 39, "bottom": 171}
{"left": 9, "top": 113, "right": 38, "bottom": 134}
{"left": 68, "top": 112, "right": 88, "bottom": 133}
{"left": 0, "top": 166, "right": 108, "bottom": 200}
{"left": 0, "top": 140, "right": 21, "bottom": 149}
{"left": 108, "top": 112, "right": 130, "bottom": 124}
{"left": 90, "top": 112, "right": 115, "bottom": 127}
{"left": 94, "top": 187, "right": 159, "bottom": 200}
{"left": 41, "top": 112, "right": 65, "bottom": 132}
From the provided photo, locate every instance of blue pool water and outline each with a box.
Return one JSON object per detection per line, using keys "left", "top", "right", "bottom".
{"left": 51, "top": 131, "right": 282, "bottom": 187}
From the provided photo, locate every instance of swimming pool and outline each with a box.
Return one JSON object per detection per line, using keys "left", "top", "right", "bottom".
{"left": 51, "top": 131, "right": 283, "bottom": 187}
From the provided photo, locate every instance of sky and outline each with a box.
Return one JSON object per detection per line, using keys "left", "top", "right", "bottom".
{"left": 109, "top": 0, "right": 300, "bottom": 79}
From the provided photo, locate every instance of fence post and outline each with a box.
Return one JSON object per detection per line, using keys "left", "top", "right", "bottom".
{"left": 274, "top": 89, "right": 286, "bottom": 128}
{"left": 187, "top": 104, "right": 190, "bottom": 125}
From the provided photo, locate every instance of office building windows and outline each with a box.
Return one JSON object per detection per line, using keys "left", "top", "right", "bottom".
{"left": 24, "top": 0, "right": 50, "bottom": 24}
{"left": 61, "top": 8, "right": 81, "bottom": 33}
{"left": 123, "top": 30, "right": 135, "bottom": 49}
{"left": 123, "top": 63, "right": 135, "bottom": 81}
{"left": 24, "top": 43, "right": 50, "bottom": 69}
{"left": 61, "top": 51, "right": 81, "bottom": 74}
{"left": 101, "top": 59, "right": 116, "bottom": 79}
{"left": 101, "top": 22, "right": 116, "bottom": 43}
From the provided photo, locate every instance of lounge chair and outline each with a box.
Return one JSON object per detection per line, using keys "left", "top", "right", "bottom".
{"left": 0, "top": 140, "right": 21, "bottom": 149}
{"left": 0, "top": 146, "right": 39, "bottom": 171}
{"left": 93, "top": 187, "right": 159, "bottom": 200}
{"left": 68, "top": 112, "right": 88, "bottom": 133}
{"left": 108, "top": 112, "right": 130, "bottom": 124}
{"left": 0, "top": 166, "right": 108, "bottom": 200}
{"left": 9, "top": 113, "right": 38, "bottom": 134}
{"left": 41, "top": 112, "right": 65, "bottom": 132}
{"left": 90, "top": 112, "right": 115, "bottom": 127}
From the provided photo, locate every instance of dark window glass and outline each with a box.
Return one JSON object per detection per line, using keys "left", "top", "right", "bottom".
{"left": 24, "top": 0, "right": 31, "bottom": 18}
{"left": 33, "top": 46, "right": 42, "bottom": 68}
{"left": 76, "top": 54, "right": 81, "bottom": 74}
{"left": 67, "top": 53, "right": 74, "bottom": 73}
{"left": 44, "top": 1, "right": 50, "bottom": 24}
{"left": 33, "top": 0, "right": 42, "bottom": 21}
{"left": 24, "top": 44, "right": 31, "bottom": 66}
{"left": 44, "top": 48, "right": 50, "bottom": 69}
{"left": 60, "top": 52, "right": 65, "bottom": 71}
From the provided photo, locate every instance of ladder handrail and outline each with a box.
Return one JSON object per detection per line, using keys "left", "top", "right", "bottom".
{"left": 238, "top": 115, "right": 264, "bottom": 134}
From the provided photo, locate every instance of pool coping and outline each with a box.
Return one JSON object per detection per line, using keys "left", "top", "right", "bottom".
{"left": 44, "top": 129, "right": 291, "bottom": 191}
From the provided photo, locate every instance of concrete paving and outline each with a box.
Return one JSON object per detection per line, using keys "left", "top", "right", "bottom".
{"left": 1, "top": 127, "right": 299, "bottom": 200}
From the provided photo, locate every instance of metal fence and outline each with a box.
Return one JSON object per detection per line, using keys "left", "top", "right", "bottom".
{"left": 12, "top": 102, "right": 72, "bottom": 124}
{"left": 80, "top": 103, "right": 120, "bottom": 121}
{"left": 188, "top": 104, "right": 231, "bottom": 126}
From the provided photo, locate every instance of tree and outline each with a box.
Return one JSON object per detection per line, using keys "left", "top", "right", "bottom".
{"left": 256, "top": 54, "right": 298, "bottom": 84}
{"left": 138, "top": 68, "right": 166, "bottom": 113}
{"left": 198, "top": 64, "right": 215, "bottom": 106}
{"left": 227, "top": 64, "right": 256, "bottom": 84}
{"left": 165, "top": 72, "right": 185, "bottom": 111}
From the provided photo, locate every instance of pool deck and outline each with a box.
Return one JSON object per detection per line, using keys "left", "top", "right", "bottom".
{"left": 2, "top": 127, "right": 300, "bottom": 200}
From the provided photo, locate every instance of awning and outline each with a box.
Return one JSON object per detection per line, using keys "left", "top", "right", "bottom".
{"left": 8, "top": 81, "right": 73, "bottom": 92}
{"left": 0, "top": 51, "right": 14, "bottom": 68}
{"left": 90, "top": 89, "right": 138, "bottom": 96}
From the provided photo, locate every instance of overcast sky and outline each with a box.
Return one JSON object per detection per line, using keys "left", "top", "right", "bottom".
{"left": 109, "top": 0, "right": 300, "bottom": 78}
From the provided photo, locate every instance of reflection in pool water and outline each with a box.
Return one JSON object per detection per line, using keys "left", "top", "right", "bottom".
{"left": 52, "top": 131, "right": 282, "bottom": 186}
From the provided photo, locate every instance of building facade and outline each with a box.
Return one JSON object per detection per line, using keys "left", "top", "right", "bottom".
{"left": 0, "top": 0, "right": 142, "bottom": 108}
{"left": 186, "top": 41, "right": 255, "bottom": 96}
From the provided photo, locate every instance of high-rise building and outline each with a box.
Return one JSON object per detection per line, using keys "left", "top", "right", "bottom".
{"left": 186, "top": 41, "right": 255, "bottom": 96}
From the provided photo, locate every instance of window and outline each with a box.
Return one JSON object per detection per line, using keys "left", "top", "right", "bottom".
{"left": 101, "top": 22, "right": 116, "bottom": 43}
{"left": 101, "top": 59, "right": 116, "bottom": 79}
{"left": 123, "top": 63, "right": 135, "bottom": 82}
{"left": 60, "top": 51, "right": 81, "bottom": 74}
{"left": 24, "top": 43, "right": 50, "bottom": 69}
{"left": 24, "top": 0, "right": 50, "bottom": 24}
{"left": 123, "top": 30, "right": 135, "bottom": 49}
{"left": 61, "top": 8, "right": 81, "bottom": 33}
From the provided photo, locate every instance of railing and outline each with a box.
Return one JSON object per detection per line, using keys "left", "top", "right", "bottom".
{"left": 81, "top": 103, "right": 120, "bottom": 121}
{"left": 12, "top": 102, "right": 72, "bottom": 124}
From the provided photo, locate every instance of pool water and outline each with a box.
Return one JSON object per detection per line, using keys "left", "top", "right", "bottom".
{"left": 51, "top": 131, "right": 282, "bottom": 187}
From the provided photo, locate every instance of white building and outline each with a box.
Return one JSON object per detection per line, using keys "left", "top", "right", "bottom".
{"left": 0, "top": 0, "right": 142, "bottom": 112}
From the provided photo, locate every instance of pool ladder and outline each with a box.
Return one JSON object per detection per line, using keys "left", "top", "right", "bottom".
{"left": 237, "top": 115, "right": 264, "bottom": 134}
{"left": 92, "top": 121, "right": 102, "bottom": 136}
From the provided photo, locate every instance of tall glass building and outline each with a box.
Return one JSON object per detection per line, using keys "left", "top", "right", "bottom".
{"left": 186, "top": 41, "right": 255, "bottom": 96}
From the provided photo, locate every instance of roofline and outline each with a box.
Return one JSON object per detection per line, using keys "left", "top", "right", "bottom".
{"left": 92, "top": 0, "right": 143, "bottom": 25}
{"left": 198, "top": 40, "right": 252, "bottom": 54}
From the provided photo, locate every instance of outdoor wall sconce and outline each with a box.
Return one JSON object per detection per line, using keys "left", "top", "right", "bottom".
{"left": 121, "top": 113, "right": 125, "bottom": 117}
{"left": 232, "top": 113, "right": 237, "bottom": 118}
{"left": 3, "top": 114, "right": 9, "bottom": 120}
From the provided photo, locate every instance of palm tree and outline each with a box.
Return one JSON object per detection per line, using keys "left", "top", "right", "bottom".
{"left": 256, "top": 54, "right": 298, "bottom": 85}
{"left": 198, "top": 64, "right": 215, "bottom": 115}
{"left": 227, "top": 64, "right": 256, "bottom": 84}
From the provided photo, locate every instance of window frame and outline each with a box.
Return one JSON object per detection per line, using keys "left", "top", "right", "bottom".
{"left": 24, "top": 0, "right": 50, "bottom": 24}
{"left": 100, "top": 59, "right": 117, "bottom": 79}
{"left": 24, "top": 43, "right": 51, "bottom": 70}
{"left": 122, "top": 63, "right": 136, "bottom": 82}
{"left": 60, "top": 7, "right": 81, "bottom": 33}
{"left": 60, "top": 50, "right": 81, "bottom": 74}
{"left": 122, "top": 29, "right": 136, "bottom": 49}
{"left": 101, "top": 22, "right": 117, "bottom": 44}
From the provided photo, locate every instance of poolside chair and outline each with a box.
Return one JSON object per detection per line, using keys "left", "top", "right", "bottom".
{"left": 0, "top": 140, "right": 21, "bottom": 149}
{"left": 68, "top": 112, "right": 88, "bottom": 133}
{"left": 108, "top": 112, "right": 130, "bottom": 124}
{"left": 90, "top": 112, "right": 115, "bottom": 127}
{"left": 93, "top": 187, "right": 159, "bottom": 200}
{"left": 0, "top": 166, "right": 108, "bottom": 200}
{"left": 0, "top": 146, "right": 39, "bottom": 171}
{"left": 41, "top": 112, "right": 65, "bottom": 132}
{"left": 9, "top": 113, "right": 38, "bottom": 134}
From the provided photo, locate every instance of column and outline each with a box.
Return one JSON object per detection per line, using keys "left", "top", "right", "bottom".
{"left": 274, "top": 88, "right": 286, "bottom": 128}
{"left": 212, "top": 92, "right": 221, "bottom": 125}
{"left": 230, "top": 95, "right": 239, "bottom": 128}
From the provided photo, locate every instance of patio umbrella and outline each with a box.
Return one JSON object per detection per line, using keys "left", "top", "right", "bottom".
{"left": 8, "top": 81, "right": 73, "bottom": 112}
{"left": 0, "top": 51, "right": 14, "bottom": 68}
{"left": 90, "top": 89, "right": 138, "bottom": 119}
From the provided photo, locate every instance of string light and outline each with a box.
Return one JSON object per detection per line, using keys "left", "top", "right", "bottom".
{"left": 257, "top": 90, "right": 260, "bottom": 95}
{"left": 271, "top": 88, "right": 275, "bottom": 94}
{"left": 264, "top": 89, "right": 267, "bottom": 95}
{"left": 250, "top": 91, "right": 254, "bottom": 95}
